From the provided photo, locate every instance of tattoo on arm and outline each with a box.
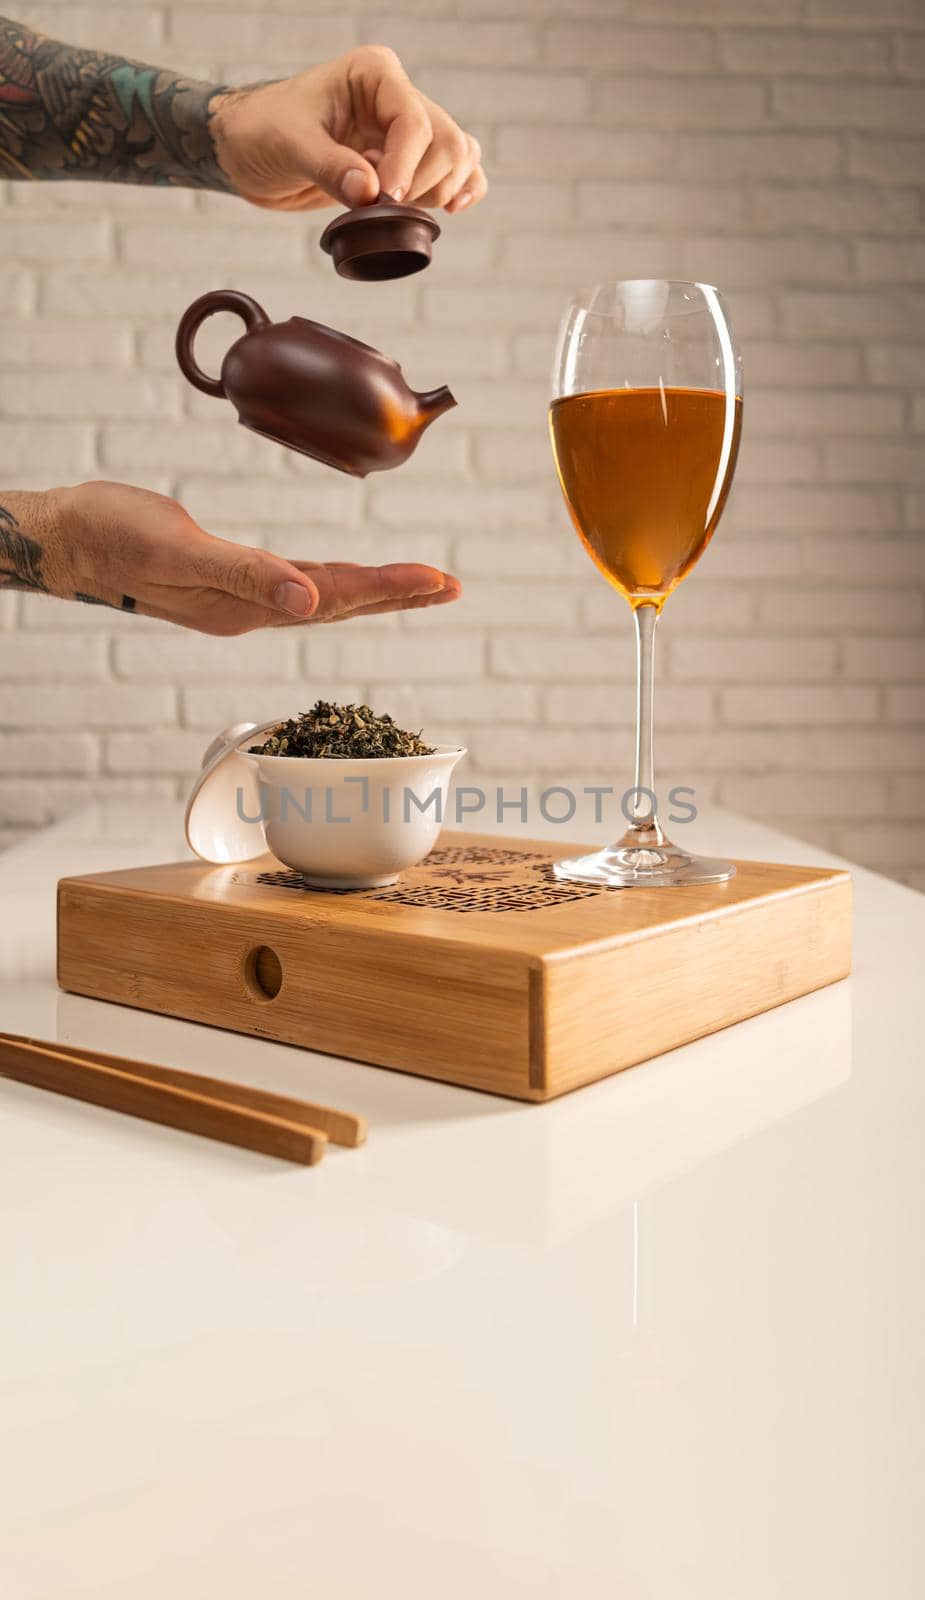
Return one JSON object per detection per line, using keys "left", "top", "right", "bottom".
{"left": 74, "top": 592, "right": 138, "bottom": 612}
{"left": 0, "top": 16, "right": 230, "bottom": 188}
{"left": 0, "top": 502, "right": 47, "bottom": 592}
{"left": 2, "top": 502, "right": 135, "bottom": 610}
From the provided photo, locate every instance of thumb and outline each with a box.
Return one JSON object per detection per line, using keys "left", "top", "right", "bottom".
{"left": 309, "top": 134, "right": 380, "bottom": 207}
{"left": 205, "top": 540, "right": 321, "bottom": 618}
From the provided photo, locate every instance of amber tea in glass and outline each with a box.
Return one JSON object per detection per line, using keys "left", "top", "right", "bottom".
{"left": 550, "top": 385, "right": 742, "bottom": 606}
{"left": 549, "top": 281, "right": 744, "bottom": 888}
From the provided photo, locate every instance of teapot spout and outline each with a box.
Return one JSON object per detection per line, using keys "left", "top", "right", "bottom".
{"left": 415, "top": 384, "right": 457, "bottom": 425}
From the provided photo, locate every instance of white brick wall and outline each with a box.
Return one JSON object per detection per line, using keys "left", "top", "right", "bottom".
{"left": 0, "top": 0, "right": 923, "bottom": 889}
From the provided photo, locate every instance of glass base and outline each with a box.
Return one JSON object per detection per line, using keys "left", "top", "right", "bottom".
{"left": 553, "top": 823, "right": 736, "bottom": 889}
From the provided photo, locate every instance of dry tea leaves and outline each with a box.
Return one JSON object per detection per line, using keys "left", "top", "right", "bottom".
{"left": 250, "top": 700, "right": 434, "bottom": 760}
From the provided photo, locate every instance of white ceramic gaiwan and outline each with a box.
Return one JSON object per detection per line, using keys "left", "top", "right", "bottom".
{"left": 241, "top": 744, "right": 464, "bottom": 888}
{"left": 185, "top": 722, "right": 464, "bottom": 889}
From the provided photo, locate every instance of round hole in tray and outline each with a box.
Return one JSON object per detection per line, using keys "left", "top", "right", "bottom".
{"left": 244, "top": 944, "right": 283, "bottom": 1001}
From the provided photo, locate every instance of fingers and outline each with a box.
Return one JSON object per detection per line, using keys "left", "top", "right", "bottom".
{"left": 392, "top": 88, "right": 487, "bottom": 211}
{"left": 334, "top": 587, "right": 461, "bottom": 620}
{"left": 135, "top": 547, "right": 326, "bottom": 635}
{"left": 446, "top": 161, "right": 488, "bottom": 214}
{"left": 375, "top": 104, "right": 433, "bottom": 203}
{"left": 411, "top": 117, "right": 483, "bottom": 211}
{"left": 317, "top": 46, "right": 487, "bottom": 213}
{"left": 191, "top": 533, "right": 322, "bottom": 620}
{"left": 303, "top": 128, "right": 380, "bottom": 208}
{"left": 140, "top": 562, "right": 461, "bottom": 636}
{"left": 306, "top": 561, "right": 458, "bottom": 621}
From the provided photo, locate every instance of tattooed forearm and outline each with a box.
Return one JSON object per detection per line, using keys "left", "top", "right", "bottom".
{"left": 0, "top": 16, "right": 230, "bottom": 188}
{"left": 1, "top": 495, "right": 138, "bottom": 610}
{"left": 0, "top": 502, "right": 47, "bottom": 592}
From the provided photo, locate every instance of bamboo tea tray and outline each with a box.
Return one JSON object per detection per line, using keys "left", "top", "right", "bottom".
{"left": 57, "top": 833, "right": 852, "bottom": 1102}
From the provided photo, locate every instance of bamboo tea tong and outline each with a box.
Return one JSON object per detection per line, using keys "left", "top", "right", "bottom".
{"left": 0, "top": 1033, "right": 366, "bottom": 1166}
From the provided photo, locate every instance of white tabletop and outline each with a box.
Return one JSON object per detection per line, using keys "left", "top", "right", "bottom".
{"left": 1, "top": 800, "right": 923, "bottom": 1599}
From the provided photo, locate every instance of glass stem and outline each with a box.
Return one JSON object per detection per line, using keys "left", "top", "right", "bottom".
{"left": 631, "top": 603, "right": 660, "bottom": 834}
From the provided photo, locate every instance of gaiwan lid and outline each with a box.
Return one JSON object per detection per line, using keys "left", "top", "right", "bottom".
{"left": 184, "top": 721, "right": 276, "bottom": 865}
{"left": 320, "top": 192, "right": 441, "bottom": 281}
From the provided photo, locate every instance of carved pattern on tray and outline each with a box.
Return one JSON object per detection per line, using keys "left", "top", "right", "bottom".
{"left": 255, "top": 846, "right": 602, "bottom": 914}
{"left": 424, "top": 846, "right": 548, "bottom": 867}
{"left": 373, "top": 878, "right": 599, "bottom": 913}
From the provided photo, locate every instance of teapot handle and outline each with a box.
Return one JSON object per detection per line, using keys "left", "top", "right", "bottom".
{"left": 175, "top": 290, "right": 270, "bottom": 399}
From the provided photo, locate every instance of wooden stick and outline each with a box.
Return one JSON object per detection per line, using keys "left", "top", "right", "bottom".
{"left": 2, "top": 1033, "right": 367, "bottom": 1148}
{"left": 0, "top": 1036, "right": 328, "bottom": 1166}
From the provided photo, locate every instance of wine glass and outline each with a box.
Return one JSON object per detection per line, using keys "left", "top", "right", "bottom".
{"left": 548, "top": 280, "right": 743, "bottom": 888}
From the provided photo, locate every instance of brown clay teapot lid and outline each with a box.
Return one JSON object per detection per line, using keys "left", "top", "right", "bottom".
{"left": 320, "top": 192, "right": 441, "bottom": 281}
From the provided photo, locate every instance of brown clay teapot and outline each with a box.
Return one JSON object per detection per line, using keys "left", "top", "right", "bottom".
{"left": 175, "top": 289, "right": 456, "bottom": 478}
